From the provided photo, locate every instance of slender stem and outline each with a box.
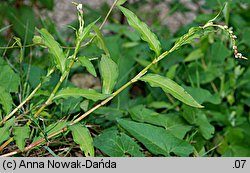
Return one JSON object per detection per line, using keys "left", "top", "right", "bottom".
{"left": 26, "top": 55, "right": 77, "bottom": 126}
{"left": 2, "top": 19, "right": 248, "bottom": 157}
{"left": 0, "top": 138, "right": 14, "bottom": 152}
{"left": 27, "top": 0, "right": 120, "bottom": 124}
{"left": 0, "top": 50, "right": 171, "bottom": 157}
{"left": 0, "top": 0, "right": 121, "bottom": 155}
{"left": 1, "top": 127, "right": 68, "bottom": 157}
{"left": 100, "top": 0, "right": 119, "bottom": 29}
{"left": 81, "top": 0, "right": 119, "bottom": 48}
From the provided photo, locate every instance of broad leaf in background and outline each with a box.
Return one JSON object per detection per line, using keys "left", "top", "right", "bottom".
{"left": 93, "top": 25, "right": 110, "bottom": 57}
{"left": 0, "top": 59, "right": 20, "bottom": 93}
{"left": 182, "top": 86, "right": 221, "bottom": 104}
{"left": 140, "top": 74, "right": 203, "bottom": 108}
{"left": 218, "top": 124, "right": 250, "bottom": 156}
{"left": 211, "top": 41, "right": 231, "bottom": 63}
{"left": 13, "top": 125, "right": 30, "bottom": 151}
{"left": 78, "top": 56, "right": 97, "bottom": 77}
{"left": 38, "top": 28, "right": 66, "bottom": 73}
{"left": 0, "top": 87, "right": 13, "bottom": 114}
{"left": 184, "top": 49, "right": 204, "bottom": 62}
{"left": 118, "top": 6, "right": 161, "bottom": 56}
{"left": 187, "top": 63, "right": 223, "bottom": 84}
{"left": 182, "top": 105, "right": 214, "bottom": 140}
{"left": 93, "top": 107, "right": 124, "bottom": 120}
{"left": 100, "top": 55, "right": 119, "bottom": 94}
{"left": 7, "top": 6, "right": 36, "bottom": 43}
{"left": 117, "top": 119, "right": 194, "bottom": 156}
{"left": 94, "top": 129, "right": 144, "bottom": 156}
{"left": 38, "top": 0, "right": 54, "bottom": 10}
{"left": 54, "top": 87, "right": 110, "bottom": 102}
{"left": 69, "top": 124, "right": 94, "bottom": 157}
{"left": 0, "top": 117, "right": 15, "bottom": 145}
{"left": 129, "top": 105, "right": 191, "bottom": 139}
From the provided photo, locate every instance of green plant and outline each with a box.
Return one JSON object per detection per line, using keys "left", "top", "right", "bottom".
{"left": 0, "top": 0, "right": 249, "bottom": 157}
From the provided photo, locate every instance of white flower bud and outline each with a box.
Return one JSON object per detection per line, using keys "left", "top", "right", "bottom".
{"left": 236, "top": 53, "right": 242, "bottom": 59}
{"left": 232, "top": 35, "right": 237, "bottom": 39}
{"left": 77, "top": 4, "right": 83, "bottom": 12}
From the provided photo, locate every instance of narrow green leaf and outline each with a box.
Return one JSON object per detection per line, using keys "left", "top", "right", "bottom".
{"left": 0, "top": 25, "right": 12, "bottom": 33}
{"left": 118, "top": 6, "right": 161, "bottom": 56}
{"left": 93, "top": 25, "right": 110, "bottom": 57}
{"left": 117, "top": 119, "right": 193, "bottom": 156}
{"left": 54, "top": 87, "right": 110, "bottom": 102}
{"left": 0, "top": 117, "right": 15, "bottom": 145}
{"left": 69, "top": 124, "right": 94, "bottom": 157}
{"left": 33, "top": 120, "right": 69, "bottom": 143}
{"left": 38, "top": 28, "right": 66, "bottom": 73}
{"left": 13, "top": 125, "right": 30, "bottom": 151}
{"left": 129, "top": 105, "right": 191, "bottom": 139}
{"left": 223, "top": 2, "right": 230, "bottom": 25}
{"left": 0, "top": 87, "right": 13, "bottom": 114}
{"left": 208, "top": 2, "right": 226, "bottom": 23}
{"left": 140, "top": 74, "right": 203, "bottom": 108}
{"left": 43, "top": 146, "right": 59, "bottom": 157}
{"left": 116, "top": 0, "right": 127, "bottom": 6}
{"left": 79, "top": 19, "right": 99, "bottom": 42}
{"left": 100, "top": 55, "right": 119, "bottom": 94}
{"left": 94, "top": 129, "right": 144, "bottom": 156}
{"left": 78, "top": 56, "right": 97, "bottom": 77}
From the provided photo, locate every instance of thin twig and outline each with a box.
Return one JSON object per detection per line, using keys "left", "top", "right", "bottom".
{"left": 0, "top": 0, "right": 120, "bottom": 154}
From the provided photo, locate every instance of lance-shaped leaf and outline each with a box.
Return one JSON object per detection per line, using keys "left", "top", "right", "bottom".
{"left": 117, "top": 119, "right": 193, "bottom": 156}
{"left": 100, "top": 55, "right": 119, "bottom": 94}
{"left": 78, "top": 56, "right": 97, "bottom": 77}
{"left": 79, "top": 19, "right": 99, "bottom": 42}
{"left": 116, "top": 0, "right": 128, "bottom": 6}
{"left": 140, "top": 74, "right": 203, "bottom": 108}
{"left": 69, "top": 124, "right": 94, "bottom": 157}
{"left": 53, "top": 87, "right": 110, "bottom": 102}
{"left": 118, "top": 6, "right": 161, "bottom": 56}
{"left": 0, "top": 117, "right": 15, "bottom": 145}
{"left": 0, "top": 87, "right": 13, "bottom": 114}
{"left": 38, "top": 28, "right": 66, "bottom": 73}
{"left": 13, "top": 125, "right": 30, "bottom": 151}
{"left": 93, "top": 25, "right": 110, "bottom": 57}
